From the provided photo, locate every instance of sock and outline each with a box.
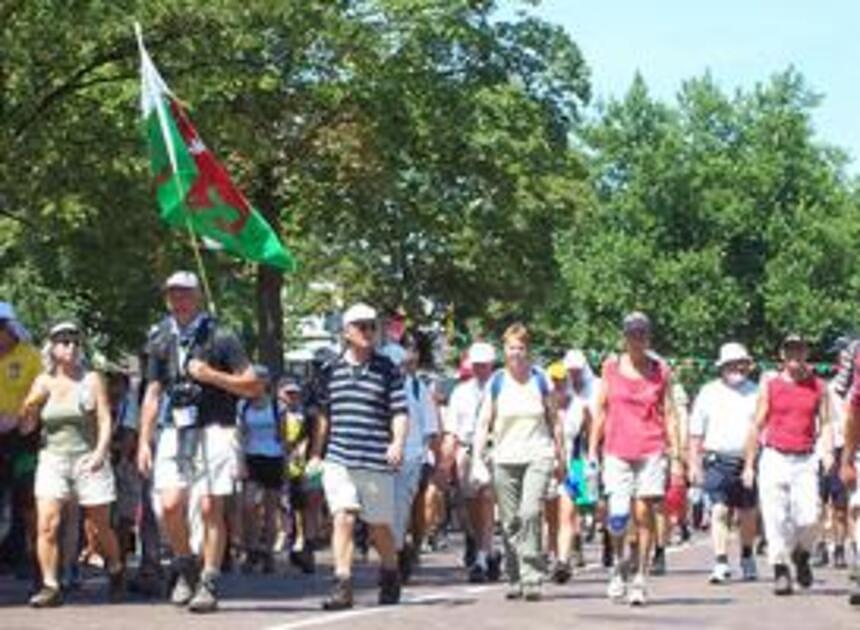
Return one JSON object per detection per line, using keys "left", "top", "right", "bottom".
{"left": 716, "top": 554, "right": 729, "bottom": 564}
{"left": 475, "top": 550, "right": 488, "bottom": 569}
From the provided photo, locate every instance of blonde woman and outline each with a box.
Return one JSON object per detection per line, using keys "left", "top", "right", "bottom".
{"left": 473, "top": 323, "right": 564, "bottom": 601}
{"left": 20, "top": 320, "right": 123, "bottom": 607}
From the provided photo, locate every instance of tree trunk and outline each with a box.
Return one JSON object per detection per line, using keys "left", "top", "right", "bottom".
{"left": 254, "top": 167, "right": 284, "bottom": 376}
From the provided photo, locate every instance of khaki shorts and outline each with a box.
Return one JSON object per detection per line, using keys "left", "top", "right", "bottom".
{"left": 322, "top": 461, "right": 394, "bottom": 526}
{"left": 154, "top": 425, "right": 238, "bottom": 497}
{"left": 603, "top": 453, "right": 667, "bottom": 517}
{"left": 35, "top": 450, "right": 116, "bottom": 506}
{"left": 456, "top": 446, "right": 492, "bottom": 499}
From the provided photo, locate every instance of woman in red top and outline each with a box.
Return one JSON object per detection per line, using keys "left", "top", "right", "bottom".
{"left": 743, "top": 334, "right": 832, "bottom": 596}
{"left": 589, "top": 312, "right": 680, "bottom": 606}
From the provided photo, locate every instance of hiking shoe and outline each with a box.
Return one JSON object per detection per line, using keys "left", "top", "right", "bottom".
{"left": 487, "top": 550, "right": 502, "bottom": 582}
{"left": 708, "top": 562, "right": 731, "bottom": 584}
{"left": 650, "top": 548, "right": 666, "bottom": 576}
{"left": 108, "top": 568, "right": 126, "bottom": 602}
{"left": 378, "top": 568, "right": 401, "bottom": 605}
{"left": 170, "top": 557, "right": 198, "bottom": 607}
{"left": 551, "top": 559, "right": 572, "bottom": 584}
{"left": 607, "top": 567, "right": 627, "bottom": 601}
{"left": 29, "top": 586, "right": 63, "bottom": 608}
{"left": 628, "top": 574, "right": 647, "bottom": 606}
{"left": 834, "top": 545, "right": 847, "bottom": 569}
{"left": 468, "top": 561, "right": 487, "bottom": 583}
{"left": 322, "top": 576, "right": 353, "bottom": 611}
{"left": 773, "top": 564, "right": 793, "bottom": 596}
{"left": 792, "top": 548, "right": 813, "bottom": 589}
{"left": 740, "top": 556, "right": 758, "bottom": 581}
{"left": 188, "top": 573, "right": 218, "bottom": 613}
{"left": 290, "top": 548, "right": 316, "bottom": 574}
{"left": 523, "top": 583, "right": 542, "bottom": 602}
{"left": 505, "top": 583, "right": 523, "bottom": 600}
{"left": 813, "top": 542, "right": 829, "bottom": 568}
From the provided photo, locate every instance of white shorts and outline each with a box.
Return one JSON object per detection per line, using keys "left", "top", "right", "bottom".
{"left": 35, "top": 450, "right": 116, "bottom": 506}
{"left": 603, "top": 453, "right": 667, "bottom": 516}
{"left": 456, "top": 447, "right": 491, "bottom": 499}
{"left": 154, "top": 425, "right": 239, "bottom": 497}
{"left": 322, "top": 461, "right": 394, "bottom": 526}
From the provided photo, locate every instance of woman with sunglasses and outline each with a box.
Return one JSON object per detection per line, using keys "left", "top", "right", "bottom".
{"left": 20, "top": 320, "right": 124, "bottom": 607}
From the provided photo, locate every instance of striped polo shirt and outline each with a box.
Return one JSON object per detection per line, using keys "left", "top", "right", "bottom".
{"left": 321, "top": 351, "right": 407, "bottom": 472}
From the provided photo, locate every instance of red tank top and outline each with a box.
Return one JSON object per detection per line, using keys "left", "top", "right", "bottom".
{"left": 603, "top": 356, "right": 670, "bottom": 460}
{"left": 765, "top": 372, "right": 823, "bottom": 454}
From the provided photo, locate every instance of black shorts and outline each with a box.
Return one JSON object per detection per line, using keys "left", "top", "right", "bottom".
{"left": 820, "top": 448, "right": 849, "bottom": 506}
{"left": 246, "top": 455, "right": 284, "bottom": 490}
{"left": 703, "top": 452, "right": 757, "bottom": 509}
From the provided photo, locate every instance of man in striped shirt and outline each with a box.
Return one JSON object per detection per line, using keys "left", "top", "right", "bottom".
{"left": 309, "top": 303, "right": 409, "bottom": 610}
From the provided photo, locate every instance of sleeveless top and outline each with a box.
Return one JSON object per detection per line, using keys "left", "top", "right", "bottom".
{"left": 603, "top": 356, "right": 670, "bottom": 460}
{"left": 41, "top": 380, "right": 95, "bottom": 456}
{"left": 765, "top": 372, "right": 823, "bottom": 454}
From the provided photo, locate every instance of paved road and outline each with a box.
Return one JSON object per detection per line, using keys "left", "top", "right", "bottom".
{"left": 1, "top": 534, "right": 858, "bottom": 630}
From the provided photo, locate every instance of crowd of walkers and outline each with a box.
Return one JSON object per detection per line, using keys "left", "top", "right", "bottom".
{"left": 3, "top": 273, "right": 860, "bottom": 614}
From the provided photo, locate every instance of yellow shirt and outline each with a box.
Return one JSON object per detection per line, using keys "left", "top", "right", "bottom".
{"left": 0, "top": 342, "right": 41, "bottom": 416}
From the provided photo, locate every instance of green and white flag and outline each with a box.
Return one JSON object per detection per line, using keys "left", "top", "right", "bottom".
{"left": 137, "top": 25, "right": 296, "bottom": 271}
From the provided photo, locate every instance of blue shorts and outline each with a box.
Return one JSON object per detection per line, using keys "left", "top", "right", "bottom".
{"left": 819, "top": 448, "right": 848, "bottom": 506}
{"left": 703, "top": 452, "right": 756, "bottom": 509}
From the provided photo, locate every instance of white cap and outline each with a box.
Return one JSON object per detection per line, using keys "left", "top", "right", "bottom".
{"left": 164, "top": 271, "right": 200, "bottom": 290}
{"left": 468, "top": 342, "right": 496, "bottom": 365}
{"left": 716, "top": 342, "right": 752, "bottom": 368}
{"left": 343, "top": 302, "right": 377, "bottom": 326}
{"left": 563, "top": 349, "right": 587, "bottom": 370}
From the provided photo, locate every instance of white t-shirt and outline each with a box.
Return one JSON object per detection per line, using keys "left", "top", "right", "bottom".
{"left": 448, "top": 378, "right": 485, "bottom": 444}
{"left": 689, "top": 378, "right": 758, "bottom": 457}
{"left": 562, "top": 377, "right": 600, "bottom": 460}
{"left": 828, "top": 380, "right": 846, "bottom": 450}
{"left": 404, "top": 374, "right": 440, "bottom": 462}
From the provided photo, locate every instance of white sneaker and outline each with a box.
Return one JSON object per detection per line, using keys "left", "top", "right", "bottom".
{"left": 628, "top": 574, "right": 647, "bottom": 606}
{"left": 708, "top": 562, "right": 732, "bottom": 584}
{"left": 740, "top": 556, "right": 758, "bottom": 581}
{"left": 607, "top": 568, "right": 627, "bottom": 601}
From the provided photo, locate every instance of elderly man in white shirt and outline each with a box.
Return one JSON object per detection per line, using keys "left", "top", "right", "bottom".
{"left": 689, "top": 342, "right": 760, "bottom": 584}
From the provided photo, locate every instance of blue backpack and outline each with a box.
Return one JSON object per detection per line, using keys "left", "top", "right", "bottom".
{"left": 488, "top": 366, "right": 551, "bottom": 402}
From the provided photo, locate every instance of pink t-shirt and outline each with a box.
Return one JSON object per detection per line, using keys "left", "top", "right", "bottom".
{"left": 765, "top": 372, "right": 823, "bottom": 454}
{"left": 603, "top": 356, "right": 670, "bottom": 460}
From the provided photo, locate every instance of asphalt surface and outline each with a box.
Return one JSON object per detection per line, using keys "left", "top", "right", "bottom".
{"left": 1, "top": 533, "right": 859, "bottom": 630}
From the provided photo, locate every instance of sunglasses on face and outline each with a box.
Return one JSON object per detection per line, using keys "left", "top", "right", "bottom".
{"left": 52, "top": 335, "right": 80, "bottom": 347}
{"left": 353, "top": 321, "right": 376, "bottom": 333}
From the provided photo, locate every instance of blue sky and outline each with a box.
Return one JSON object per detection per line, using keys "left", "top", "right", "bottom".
{"left": 504, "top": 0, "right": 860, "bottom": 171}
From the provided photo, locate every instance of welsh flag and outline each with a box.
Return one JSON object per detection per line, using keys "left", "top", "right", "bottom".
{"left": 137, "top": 29, "right": 296, "bottom": 271}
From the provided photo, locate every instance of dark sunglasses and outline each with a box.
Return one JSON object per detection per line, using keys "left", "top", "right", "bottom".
{"left": 52, "top": 335, "right": 80, "bottom": 347}
{"left": 353, "top": 321, "right": 376, "bottom": 333}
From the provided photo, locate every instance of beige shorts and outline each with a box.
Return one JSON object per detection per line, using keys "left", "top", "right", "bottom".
{"left": 35, "top": 450, "right": 116, "bottom": 506}
{"left": 322, "top": 460, "right": 394, "bottom": 526}
{"left": 603, "top": 453, "right": 667, "bottom": 517}
{"left": 154, "top": 425, "right": 239, "bottom": 497}
{"left": 456, "top": 447, "right": 492, "bottom": 499}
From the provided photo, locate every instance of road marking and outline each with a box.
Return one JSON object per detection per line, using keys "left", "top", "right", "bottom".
{"left": 263, "top": 586, "right": 495, "bottom": 630}
{"left": 263, "top": 538, "right": 710, "bottom": 630}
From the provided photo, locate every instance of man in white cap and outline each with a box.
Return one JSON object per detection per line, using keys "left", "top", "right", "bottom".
{"left": 448, "top": 341, "right": 501, "bottom": 582}
{"left": 137, "top": 271, "right": 263, "bottom": 613}
{"left": 308, "top": 302, "right": 408, "bottom": 610}
{"left": 689, "top": 342, "right": 760, "bottom": 584}
{"left": 0, "top": 303, "right": 40, "bottom": 583}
